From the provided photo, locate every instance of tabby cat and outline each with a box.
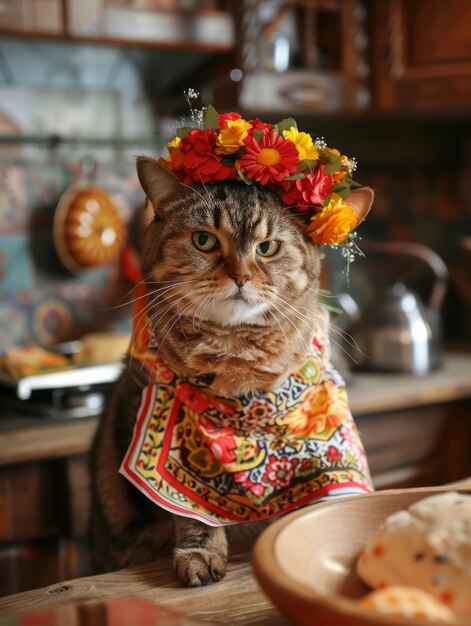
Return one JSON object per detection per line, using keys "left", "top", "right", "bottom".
{"left": 90, "top": 157, "right": 373, "bottom": 586}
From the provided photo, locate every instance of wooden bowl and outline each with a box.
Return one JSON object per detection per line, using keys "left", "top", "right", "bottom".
{"left": 252, "top": 487, "right": 471, "bottom": 626}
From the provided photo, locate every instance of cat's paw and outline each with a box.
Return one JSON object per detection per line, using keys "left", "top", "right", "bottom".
{"left": 174, "top": 547, "right": 227, "bottom": 587}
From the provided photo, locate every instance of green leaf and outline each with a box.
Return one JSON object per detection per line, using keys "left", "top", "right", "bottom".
{"left": 298, "top": 159, "right": 317, "bottom": 173}
{"left": 203, "top": 104, "right": 220, "bottom": 130}
{"left": 252, "top": 129, "right": 264, "bottom": 143}
{"left": 237, "top": 169, "right": 255, "bottom": 185}
{"left": 318, "top": 149, "right": 342, "bottom": 174}
{"left": 349, "top": 179, "right": 362, "bottom": 188}
{"left": 284, "top": 171, "right": 305, "bottom": 181}
{"left": 332, "top": 183, "right": 351, "bottom": 199}
{"left": 322, "top": 193, "right": 332, "bottom": 207}
{"left": 274, "top": 117, "right": 298, "bottom": 135}
{"left": 176, "top": 127, "right": 192, "bottom": 139}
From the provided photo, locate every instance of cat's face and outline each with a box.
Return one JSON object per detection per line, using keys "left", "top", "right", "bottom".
{"left": 138, "top": 159, "right": 321, "bottom": 327}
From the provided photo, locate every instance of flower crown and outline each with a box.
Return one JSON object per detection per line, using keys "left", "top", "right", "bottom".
{"left": 158, "top": 105, "right": 371, "bottom": 247}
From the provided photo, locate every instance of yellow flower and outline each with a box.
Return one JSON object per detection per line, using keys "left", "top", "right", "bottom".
{"left": 215, "top": 119, "right": 253, "bottom": 155}
{"left": 167, "top": 136, "right": 181, "bottom": 151}
{"left": 283, "top": 127, "right": 318, "bottom": 161}
{"left": 306, "top": 193, "right": 358, "bottom": 245}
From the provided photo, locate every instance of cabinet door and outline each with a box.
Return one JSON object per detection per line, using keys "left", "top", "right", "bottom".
{"left": 371, "top": 0, "right": 471, "bottom": 110}
{"left": 0, "top": 0, "right": 64, "bottom": 35}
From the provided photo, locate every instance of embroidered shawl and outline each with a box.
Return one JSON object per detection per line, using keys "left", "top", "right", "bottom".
{"left": 119, "top": 285, "right": 373, "bottom": 526}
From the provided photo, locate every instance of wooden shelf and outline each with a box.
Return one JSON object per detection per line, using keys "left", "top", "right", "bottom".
{"left": 0, "top": 4, "right": 234, "bottom": 52}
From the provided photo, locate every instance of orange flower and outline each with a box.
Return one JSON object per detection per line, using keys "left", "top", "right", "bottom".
{"left": 284, "top": 382, "right": 349, "bottom": 436}
{"left": 329, "top": 148, "right": 348, "bottom": 183}
{"left": 215, "top": 118, "right": 253, "bottom": 155}
{"left": 306, "top": 193, "right": 358, "bottom": 245}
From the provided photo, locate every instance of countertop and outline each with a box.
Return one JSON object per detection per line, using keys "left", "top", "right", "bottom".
{"left": 1, "top": 352, "right": 471, "bottom": 467}
{"left": 1, "top": 479, "right": 471, "bottom": 625}
{"left": 0, "top": 537, "right": 290, "bottom": 626}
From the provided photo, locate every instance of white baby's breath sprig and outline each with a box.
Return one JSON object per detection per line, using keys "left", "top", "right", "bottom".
{"left": 183, "top": 89, "right": 204, "bottom": 127}
{"left": 190, "top": 108, "right": 205, "bottom": 128}
{"left": 184, "top": 88, "right": 199, "bottom": 103}
{"left": 315, "top": 137, "right": 327, "bottom": 149}
{"left": 328, "top": 233, "right": 365, "bottom": 282}
{"left": 342, "top": 157, "right": 357, "bottom": 174}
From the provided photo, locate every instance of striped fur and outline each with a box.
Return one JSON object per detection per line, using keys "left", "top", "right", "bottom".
{"left": 90, "top": 161, "right": 322, "bottom": 585}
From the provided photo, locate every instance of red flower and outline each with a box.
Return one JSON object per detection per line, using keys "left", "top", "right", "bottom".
{"left": 280, "top": 164, "right": 333, "bottom": 210}
{"left": 180, "top": 128, "right": 217, "bottom": 155}
{"left": 154, "top": 357, "right": 175, "bottom": 384}
{"left": 239, "top": 129, "right": 299, "bottom": 186}
{"left": 210, "top": 435, "right": 237, "bottom": 464}
{"left": 233, "top": 471, "right": 265, "bottom": 498}
{"left": 159, "top": 153, "right": 193, "bottom": 185}
{"left": 248, "top": 118, "right": 272, "bottom": 131}
{"left": 180, "top": 128, "right": 236, "bottom": 183}
{"left": 300, "top": 458, "right": 312, "bottom": 472}
{"left": 218, "top": 112, "right": 241, "bottom": 128}
{"left": 325, "top": 446, "right": 342, "bottom": 464}
{"left": 174, "top": 382, "right": 209, "bottom": 413}
{"left": 263, "top": 454, "right": 299, "bottom": 488}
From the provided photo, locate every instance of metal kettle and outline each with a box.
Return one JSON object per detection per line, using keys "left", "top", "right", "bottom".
{"left": 342, "top": 241, "right": 448, "bottom": 376}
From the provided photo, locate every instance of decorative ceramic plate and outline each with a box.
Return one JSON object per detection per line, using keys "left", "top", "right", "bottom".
{"left": 53, "top": 182, "right": 125, "bottom": 273}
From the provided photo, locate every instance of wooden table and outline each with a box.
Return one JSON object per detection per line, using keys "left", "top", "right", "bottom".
{"left": 2, "top": 479, "right": 471, "bottom": 625}
{"left": 0, "top": 538, "right": 291, "bottom": 625}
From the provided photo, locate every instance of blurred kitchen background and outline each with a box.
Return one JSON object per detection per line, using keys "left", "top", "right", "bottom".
{"left": 1, "top": 0, "right": 471, "bottom": 598}
{"left": 1, "top": 0, "right": 470, "bottom": 348}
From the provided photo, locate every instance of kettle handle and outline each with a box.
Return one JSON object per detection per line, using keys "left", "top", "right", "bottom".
{"left": 360, "top": 240, "right": 448, "bottom": 309}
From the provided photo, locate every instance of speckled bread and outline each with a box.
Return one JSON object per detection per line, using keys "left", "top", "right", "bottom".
{"left": 55, "top": 185, "right": 125, "bottom": 272}
{"left": 357, "top": 492, "right": 471, "bottom": 618}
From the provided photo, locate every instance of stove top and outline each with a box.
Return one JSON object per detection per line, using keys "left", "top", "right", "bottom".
{"left": 0, "top": 362, "right": 124, "bottom": 419}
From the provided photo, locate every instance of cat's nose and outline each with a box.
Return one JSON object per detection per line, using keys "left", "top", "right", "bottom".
{"left": 230, "top": 273, "right": 251, "bottom": 287}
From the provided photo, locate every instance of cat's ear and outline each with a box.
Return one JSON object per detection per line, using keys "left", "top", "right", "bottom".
{"left": 136, "top": 156, "right": 181, "bottom": 216}
{"left": 347, "top": 187, "right": 374, "bottom": 224}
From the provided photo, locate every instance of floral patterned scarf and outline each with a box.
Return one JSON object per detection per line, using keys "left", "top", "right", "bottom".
{"left": 120, "top": 285, "right": 373, "bottom": 526}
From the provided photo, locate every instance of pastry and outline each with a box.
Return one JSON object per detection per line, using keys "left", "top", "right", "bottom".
{"left": 357, "top": 492, "right": 471, "bottom": 618}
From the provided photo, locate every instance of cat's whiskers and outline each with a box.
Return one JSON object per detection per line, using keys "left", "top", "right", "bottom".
{"left": 148, "top": 294, "right": 207, "bottom": 379}
{"left": 191, "top": 167, "right": 215, "bottom": 209}
{"left": 282, "top": 284, "right": 359, "bottom": 345}
{"left": 131, "top": 285, "right": 205, "bottom": 368}
{"left": 117, "top": 281, "right": 201, "bottom": 344}
{"left": 253, "top": 294, "right": 295, "bottom": 374}
{"left": 146, "top": 286, "right": 206, "bottom": 338}
{"left": 145, "top": 290, "right": 205, "bottom": 361}
{"left": 131, "top": 279, "right": 202, "bottom": 337}
{"left": 108, "top": 275, "right": 158, "bottom": 311}
{"left": 276, "top": 293, "right": 362, "bottom": 363}
{"left": 191, "top": 290, "right": 217, "bottom": 330}
{"left": 266, "top": 300, "right": 311, "bottom": 355}
{"left": 178, "top": 182, "right": 213, "bottom": 210}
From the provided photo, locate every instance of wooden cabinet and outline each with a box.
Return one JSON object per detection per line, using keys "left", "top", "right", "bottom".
{"left": 0, "top": 0, "right": 64, "bottom": 35}
{"left": 0, "top": 455, "right": 91, "bottom": 597}
{"left": 0, "top": 0, "right": 233, "bottom": 50}
{"left": 357, "top": 400, "right": 471, "bottom": 490}
{"left": 370, "top": 0, "right": 471, "bottom": 111}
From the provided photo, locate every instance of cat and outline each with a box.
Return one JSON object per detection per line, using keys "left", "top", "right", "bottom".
{"left": 90, "top": 157, "right": 373, "bottom": 586}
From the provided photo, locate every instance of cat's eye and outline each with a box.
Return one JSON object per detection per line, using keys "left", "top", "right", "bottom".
{"left": 192, "top": 231, "right": 219, "bottom": 252}
{"left": 256, "top": 240, "right": 281, "bottom": 257}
